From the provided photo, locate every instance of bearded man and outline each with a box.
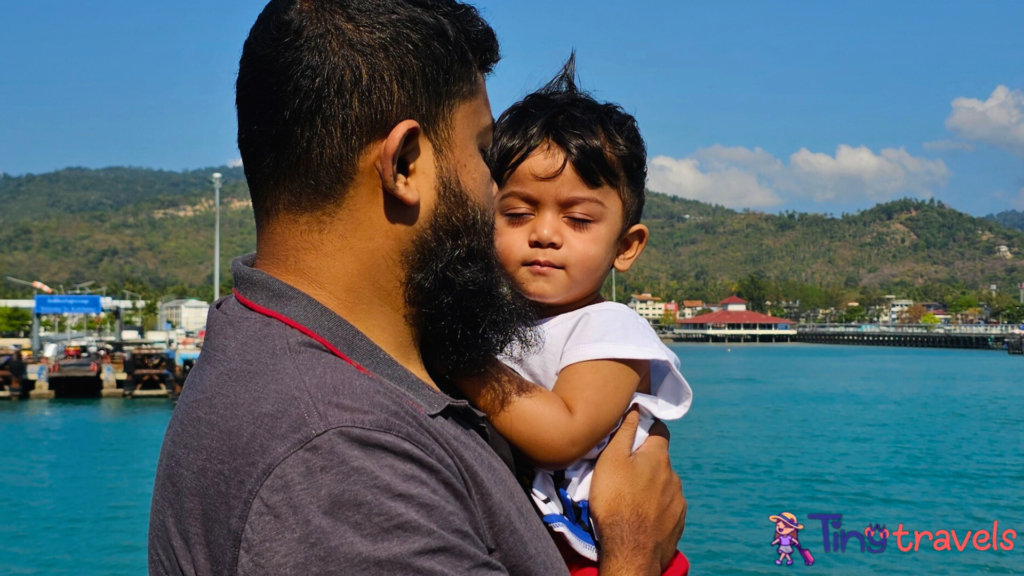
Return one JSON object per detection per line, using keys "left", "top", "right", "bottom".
{"left": 148, "top": 1, "right": 686, "bottom": 574}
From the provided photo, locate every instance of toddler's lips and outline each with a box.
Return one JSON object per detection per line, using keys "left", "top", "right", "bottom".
{"left": 525, "top": 260, "right": 563, "bottom": 272}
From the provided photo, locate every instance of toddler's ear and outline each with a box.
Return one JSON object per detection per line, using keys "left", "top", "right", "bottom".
{"left": 613, "top": 224, "right": 649, "bottom": 273}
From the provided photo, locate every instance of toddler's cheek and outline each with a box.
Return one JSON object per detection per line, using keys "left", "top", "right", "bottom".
{"left": 494, "top": 234, "right": 518, "bottom": 274}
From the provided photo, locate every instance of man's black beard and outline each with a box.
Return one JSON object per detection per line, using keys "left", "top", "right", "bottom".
{"left": 404, "top": 170, "right": 538, "bottom": 379}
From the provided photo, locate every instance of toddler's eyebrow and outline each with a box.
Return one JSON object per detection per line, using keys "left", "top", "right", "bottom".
{"left": 497, "top": 190, "right": 606, "bottom": 209}
{"left": 498, "top": 189, "right": 537, "bottom": 204}
{"left": 560, "top": 195, "right": 607, "bottom": 208}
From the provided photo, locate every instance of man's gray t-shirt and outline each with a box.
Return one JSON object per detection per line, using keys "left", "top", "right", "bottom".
{"left": 148, "top": 255, "right": 567, "bottom": 575}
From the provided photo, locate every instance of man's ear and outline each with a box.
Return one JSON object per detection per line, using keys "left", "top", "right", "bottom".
{"left": 376, "top": 119, "right": 423, "bottom": 207}
{"left": 613, "top": 223, "right": 649, "bottom": 273}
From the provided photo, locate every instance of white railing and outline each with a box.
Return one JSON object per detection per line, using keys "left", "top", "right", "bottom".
{"left": 671, "top": 325, "right": 797, "bottom": 335}
{"left": 797, "top": 323, "right": 1021, "bottom": 335}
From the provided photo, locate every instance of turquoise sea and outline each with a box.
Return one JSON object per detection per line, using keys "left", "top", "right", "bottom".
{"left": 1, "top": 345, "right": 1021, "bottom": 575}
{"left": 671, "top": 344, "right": 1023, "bottom": 575}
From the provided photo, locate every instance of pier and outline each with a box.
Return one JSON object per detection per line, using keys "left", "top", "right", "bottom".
{"left": 0, "top": 343, "right": 197, "bottom": 400}
{"left": 794, "top": 324, "right": 1018, "bottom": 350}
{"left": 667, "top": 328, "right": 795, "bottom": 344}
{"left": 663, "top": 323, "right": 1022, "bottom": 351}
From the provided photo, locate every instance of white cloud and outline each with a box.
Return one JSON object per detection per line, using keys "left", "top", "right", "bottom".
{"left": 227, "top": 158, "right": 244, "bottom": 168}
{"left": 923, "top": 140, "right": 975, "bottom": 152}
{"left": 649, "top": 145, "right": 950, "bottom": 208}
{"left": 788, "top": 145, "right": 949, "bottom": 202}
{"left": 649, "top": 152, "right": 782, "bottom": 208}
{"left": 946, "top": 85, "right": 1024, "bottom": 157}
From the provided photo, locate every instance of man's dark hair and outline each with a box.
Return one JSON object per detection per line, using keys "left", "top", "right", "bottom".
{"left": 488, "top": 53, "right": 647, "bottom": 229}
{"left": 236, "top": 0, "right": 500, "bottom": 227}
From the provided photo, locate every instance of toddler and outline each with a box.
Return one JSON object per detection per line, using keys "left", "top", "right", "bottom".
{"left": 455, "top": 57, "right": 692, "bottom": 571}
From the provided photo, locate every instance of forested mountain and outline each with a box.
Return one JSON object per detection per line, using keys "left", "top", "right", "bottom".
{"left": 623, "top": 194, "right": 1023, "bottom": 309}
{"left": 0, "top": 167, "right": 253, "bottom": 297}
{"left": 987, "top": 209, "right": 1024, "bottom": 232}
{"left": 1, "top": 167, "right": 1021, "bottom": 313}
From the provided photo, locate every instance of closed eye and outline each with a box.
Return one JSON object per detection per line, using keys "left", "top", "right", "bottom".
{"left": 503, "top": 213, "right": 531, "bottom": 226}
{"left": 566, "top": 217, "right": 593, "bottom": 231}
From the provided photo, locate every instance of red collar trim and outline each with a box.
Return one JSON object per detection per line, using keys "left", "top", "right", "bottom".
{"left": 233, "top": 288, "right": 373, "bottom": 376}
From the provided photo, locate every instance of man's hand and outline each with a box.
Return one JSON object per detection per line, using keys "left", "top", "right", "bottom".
{"left": 590, "top": 409, "right": 686, "bottom": 576}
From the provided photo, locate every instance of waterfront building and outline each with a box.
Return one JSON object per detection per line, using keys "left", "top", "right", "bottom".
{"left": 680, "top": 300, "right": 705, "bottom": 319}
{"left": 917, "top": 302, "right": 950, "bottom": 321}
{"left": 673, "top": 296, "right": 796, "bottom": 342}
{"left": 158, "top": 299, "right": 210, "bottom": 332}
{"left": 628, "top": 293, "right": 666, "bottom": 324}
{"left": 888, "top": 299, "right": 914, "bottom": 324}
{"left": 0, "top": 299, "right": 35, "bottom": 310}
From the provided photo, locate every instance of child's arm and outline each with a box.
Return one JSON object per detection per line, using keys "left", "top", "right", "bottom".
{"left": 454, "top": 358, "right": 649, "bottom": 470}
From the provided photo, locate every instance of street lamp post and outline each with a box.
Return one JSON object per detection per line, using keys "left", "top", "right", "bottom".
{"left": 212, "top": 173, "right": 223, "bottom": 301}
{"left": 5, "top": 276, "right": 53, "bottom": 294}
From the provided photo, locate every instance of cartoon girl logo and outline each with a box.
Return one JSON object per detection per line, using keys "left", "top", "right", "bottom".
{"left": 770, "top": 512, "right": 814, "bottom": 566}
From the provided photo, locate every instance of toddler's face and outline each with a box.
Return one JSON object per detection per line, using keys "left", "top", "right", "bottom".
{"left": 494, "top": 147, "right": 625, "bottom": 310}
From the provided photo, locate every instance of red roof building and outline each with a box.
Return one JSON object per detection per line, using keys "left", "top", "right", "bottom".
{"left": 671, "top": 295, "right": 790, "bottom": 340}
{"left": 677, "top": 308, "right": 793, "bottom": 326}
{"left": 675, "top": 295, "right": 794, "bottom": 327}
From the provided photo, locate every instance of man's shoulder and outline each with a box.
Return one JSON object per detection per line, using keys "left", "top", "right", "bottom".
{"left": 151, "top": 296, "right": 455, "bottom": 574}
{"left": 169, "top": 295, "right": 448, "bottom": 468}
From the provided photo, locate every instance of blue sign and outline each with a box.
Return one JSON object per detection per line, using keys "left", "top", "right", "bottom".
{"left": 34, "top": 295, "right": 103, "bottom": 314}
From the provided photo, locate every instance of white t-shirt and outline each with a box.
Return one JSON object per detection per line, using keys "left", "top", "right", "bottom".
{"left": 499, "top": 301, "right": 692, "bottom": 560}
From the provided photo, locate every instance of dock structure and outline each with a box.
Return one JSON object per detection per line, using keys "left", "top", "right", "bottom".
{"left": 1008, "top": 336, "right": 1024, "bottom": 355}
{"left": 663, "top": 309, "right": 1024, "bottom": 352}
{"left": 1, "top": 344, "right": 198, "bottom": 401}
{"left": 28, "top": 372, "right": 55, "bottom": 399}
{"left": 793, "top": 324, "right": 1019, "bottom": 350}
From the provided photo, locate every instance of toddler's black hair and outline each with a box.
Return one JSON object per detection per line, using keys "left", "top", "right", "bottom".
{"left": 489, "top": 52, "right": 647, "bottom": 229}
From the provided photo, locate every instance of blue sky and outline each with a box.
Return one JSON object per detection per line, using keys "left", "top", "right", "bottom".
{"left": 2, "top": 1, "right": 1023, "bottom": 216}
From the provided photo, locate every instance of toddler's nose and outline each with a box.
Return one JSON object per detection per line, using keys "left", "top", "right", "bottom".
{"left": 529, "top": 217, "right": 562, "bottom": 249}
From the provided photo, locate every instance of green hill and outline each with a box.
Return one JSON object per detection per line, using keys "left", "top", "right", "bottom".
{"left": 987, "top": 209, "right": 1024, "bottom": 232}
{"left": 0, "top": 167, "right": 253, "bottom": 298}
{"left": 1, "top": 166, "right": 1021, "bottom": 314}
{"left": 624, "top": 193, "right": 1023, "bottom": 309}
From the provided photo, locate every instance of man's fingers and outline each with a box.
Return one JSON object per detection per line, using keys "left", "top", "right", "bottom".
{"left": 606, "top": 408, "right": 641, "bottom": 455}
{"left": 637, "top": 417, "right": 671, "bottom": 452}
{"left": 648, "top": 418, "right": 670, "bottom": 442}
